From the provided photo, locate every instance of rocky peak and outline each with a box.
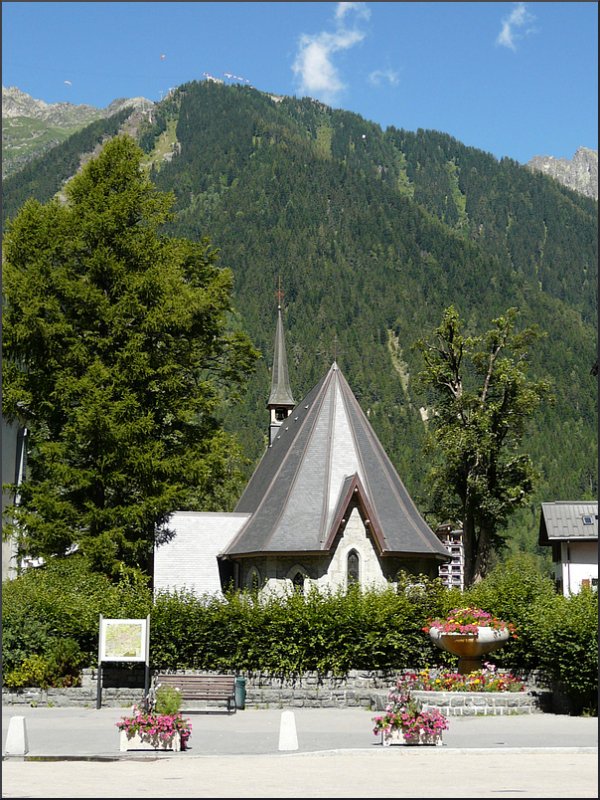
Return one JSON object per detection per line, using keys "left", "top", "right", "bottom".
{"left": 2, "top": 85, "right": 100, "bottom": 125}
{"left": 2, "top": 86, "right": 155, "bottom": 180}
{"left": 527, "top": 147, "right": 598, "bottom": 200}
{"left": 105, "top": 96, "right": 155, "bottom": 116}
{"left": 2, "top": 86, "right": 153, "bottom": 124}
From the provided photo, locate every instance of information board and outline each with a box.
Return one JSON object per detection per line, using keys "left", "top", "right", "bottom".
{"left": 98, "top": 617, "right": 149, "bottom": 663}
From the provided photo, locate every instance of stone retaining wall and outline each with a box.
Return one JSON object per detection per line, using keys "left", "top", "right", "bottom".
{"left": 2, "top": 668, "right": 552, "bottom": 714}
{"left": 415, "top": 690, "right": 549, "bottom": 715}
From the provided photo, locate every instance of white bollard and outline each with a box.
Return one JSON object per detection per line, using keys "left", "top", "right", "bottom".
{"left": 5, "top": 715, "right": 29, "bottom": 756}
{"left": 278, "top": 709, "right": 298, "bottom": 751}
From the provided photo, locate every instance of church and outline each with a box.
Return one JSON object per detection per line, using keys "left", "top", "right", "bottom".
{"left": 154, "top": 304, "right": 450, "bottom": 597}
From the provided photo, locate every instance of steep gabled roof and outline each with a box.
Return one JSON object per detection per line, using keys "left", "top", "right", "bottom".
{"left": 223, "top": 362, "right": 448, "bottom": 560}
{"left": 267, "top": 305, "right": 295, "bottom": 408}
{"left": 539, "top": 501, "right": 598, "bottom": 545}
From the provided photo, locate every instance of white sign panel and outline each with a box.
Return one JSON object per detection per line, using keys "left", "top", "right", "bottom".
{"left": 99, "top": 617, "right": 149, "bottom": 663}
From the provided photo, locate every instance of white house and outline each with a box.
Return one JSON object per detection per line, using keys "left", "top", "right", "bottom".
{"left": 538, "top": 501, "right": 598, "bottom": 596}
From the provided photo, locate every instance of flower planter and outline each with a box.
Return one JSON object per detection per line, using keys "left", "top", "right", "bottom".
{"left": 119, "top": 730, "right": 182, "bottom": 752}
{"left": 429, "top": 626, "right": 510, "bottom": 674}
{"left": 382, "top": 729, "right": 443, "bottom": 747}
{"left": 116, "top": 705, "right": 191, "bottom": 752}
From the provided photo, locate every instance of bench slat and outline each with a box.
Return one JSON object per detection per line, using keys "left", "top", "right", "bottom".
{"left": 154, "top": 674, "right": 236, "bottom": 712}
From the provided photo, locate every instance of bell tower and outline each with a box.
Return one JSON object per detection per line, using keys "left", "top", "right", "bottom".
{"left": 267, "top": 281, "right": 295, "bottom": 445}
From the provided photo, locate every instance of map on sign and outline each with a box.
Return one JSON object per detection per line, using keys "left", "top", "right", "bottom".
{"left": 99, "top": 618, "right": 148, "bottom": 662}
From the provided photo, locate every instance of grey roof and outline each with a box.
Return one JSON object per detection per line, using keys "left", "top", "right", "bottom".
{"left": 267, "top": 306, "right": 295, "bottom": 407}
{"left": 539, "top": 501, "right": 598, "bottom": 545}
{"left": 223, "top": 362, "right": 449, "bottom": 560}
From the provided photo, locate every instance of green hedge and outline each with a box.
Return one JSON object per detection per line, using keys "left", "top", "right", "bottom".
{"left": 2, "top": 553, "right": 597, "bottom": 713}
{"left": 1, "top": 557, "right": 151, "bottom": 686}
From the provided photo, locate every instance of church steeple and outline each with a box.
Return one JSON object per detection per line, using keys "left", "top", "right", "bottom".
{"left": 267, "top": 282, "right": 295, "bottom": 445}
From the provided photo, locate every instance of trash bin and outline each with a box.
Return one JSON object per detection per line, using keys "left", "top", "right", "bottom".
{"left": 235, "top": 676, "right": 246, "bottom": 710}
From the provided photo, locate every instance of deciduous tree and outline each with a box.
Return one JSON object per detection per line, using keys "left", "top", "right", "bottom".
{"left": 415, "top": 306, "right": 552, "bottom": 586}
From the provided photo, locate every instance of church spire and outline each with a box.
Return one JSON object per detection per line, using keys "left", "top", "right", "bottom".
{"left": 267, "top": 279, "right": 295, "bottom": 444}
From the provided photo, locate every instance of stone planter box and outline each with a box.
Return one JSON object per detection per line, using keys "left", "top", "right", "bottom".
{"left": 119, "top": 730, "right": 182, "bottom": 752}
{"left": 381, "top": 729, "right": 443, "bottom": 747}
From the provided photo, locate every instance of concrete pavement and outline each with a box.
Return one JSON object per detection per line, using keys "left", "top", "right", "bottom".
{"left": 2, "top": 706, "right": 598, "bottom": 798}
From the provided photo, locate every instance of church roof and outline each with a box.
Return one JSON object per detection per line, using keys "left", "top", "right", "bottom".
{"left": 267, "top": 305, "right": 295, "bottom": 407}
{"left": 223, "top": 362, "right": 449, "bottom": 560}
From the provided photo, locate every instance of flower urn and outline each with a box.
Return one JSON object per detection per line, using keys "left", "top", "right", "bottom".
{"left": 429, "top": 625, "right": 510, "bottom": 674}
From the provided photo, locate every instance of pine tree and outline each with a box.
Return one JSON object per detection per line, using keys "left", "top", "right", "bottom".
{"left": 2, "top": 135, "right": 259, "bottom": 577}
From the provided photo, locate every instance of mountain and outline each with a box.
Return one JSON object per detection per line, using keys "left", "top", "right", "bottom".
{"left": 2, "top": 80, "right": 597, "bottom": 560}
{"left": 1, "top": 86, "right": 153, "bottom": 178}
{"left": 527, "top": 147, "right": 598, "bottom": 200}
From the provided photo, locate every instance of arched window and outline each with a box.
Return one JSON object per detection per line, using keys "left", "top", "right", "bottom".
{"left": 292, "top": 571, "right": 305, "bottom": 593}
{"left": 347, "top": 549, "right": 360, "bottom": 586}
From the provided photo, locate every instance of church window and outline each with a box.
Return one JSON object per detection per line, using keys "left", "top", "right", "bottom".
{"left": 275, "top": 407, "right": 288, "bottom": 421}
{"left": 347, "top": 549, "right": 360, "bottom": 585}
{"left": 292, "top": 572, "right": 305, "bottom": 593}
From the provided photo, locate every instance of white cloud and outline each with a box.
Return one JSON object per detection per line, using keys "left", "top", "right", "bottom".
{"left": 335, "top": 2, "right": 371, "bottom": 22}
{"left": 292, "top": 2, "right": 369, "bottom": 104}
{"left": 368, "top": 68, "right": 399, "bottom": 87}
{"left": 496, "top": 2, "right": 536, "bottom": 51}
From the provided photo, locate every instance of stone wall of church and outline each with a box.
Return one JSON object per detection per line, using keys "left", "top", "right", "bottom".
{"left": 314, "top": 507, "right": 388, "bottom": 591}
{"left": 240, "top": 508, "right": 390, "bottom": 596}
{"left": 239, "top": 507, "right": 440, "bottom": 597}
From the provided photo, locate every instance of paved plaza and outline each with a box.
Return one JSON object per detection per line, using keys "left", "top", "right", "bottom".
{"left": 2, "top": 706, "right": 598, "bottom": 798}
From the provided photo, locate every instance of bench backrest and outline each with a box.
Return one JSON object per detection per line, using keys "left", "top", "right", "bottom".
{"left": 155, "top": 674, "right": 235, "bottom": 698}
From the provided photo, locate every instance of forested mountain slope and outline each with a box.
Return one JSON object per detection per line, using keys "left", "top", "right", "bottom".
{"left": 3, "top": 80, "right": 597, "bottom": 557}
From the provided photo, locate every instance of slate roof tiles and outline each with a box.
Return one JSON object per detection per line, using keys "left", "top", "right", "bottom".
{"left": 224, "top": 362, "right": 449, "bottom": 561}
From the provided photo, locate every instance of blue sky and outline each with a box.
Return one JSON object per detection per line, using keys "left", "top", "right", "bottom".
{"left": 2, "top": 2, "right": 597, "bottom": 164}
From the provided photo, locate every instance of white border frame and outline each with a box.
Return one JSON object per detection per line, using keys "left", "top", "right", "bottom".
{"left": 98, "top": 617, "right": 149, "bottom": 663}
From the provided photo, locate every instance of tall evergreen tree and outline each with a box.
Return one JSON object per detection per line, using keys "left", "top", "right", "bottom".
{"left": 415, "top": 306, "right": 552, "bottom": 586}
{"left": 2, "top": 135, "right": 259, "bottom": 577}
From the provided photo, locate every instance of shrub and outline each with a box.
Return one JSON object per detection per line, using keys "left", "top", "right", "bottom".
{"left": 4, "top": 654, "right": 53, "bottom": 689}
{"left": 464, "top": 553, "right": 557, "bottom": 671}
{"left": 45, "top": 638, "right": 86, "bottom": 686}
{"left": 154, "top": 684, "right": 182, "bottom": 715}
{"left": 2, "top": 554, "right": 152, "bottom": 677}
{"left": 528, "top": 587, "right": 598, "bottom": 714}
{"left": 3, "top": 554, "right": 597, "bottom": 717}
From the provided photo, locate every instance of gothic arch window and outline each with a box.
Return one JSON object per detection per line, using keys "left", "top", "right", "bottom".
{"left": 286, "top": 564, "right": 308, "bottom": 595}
{"left": 347, "top": 549, "right": 360, "bottom": 586}
{"left": 292, "top": 572, "right": 305, "bottom": 593}
{"left": 246, "top": 567, "right": 261, "bottom": 592}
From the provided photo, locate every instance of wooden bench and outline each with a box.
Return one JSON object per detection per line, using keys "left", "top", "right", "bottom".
{"left": 153, "top": 673, "right": 237, "bottom": 713}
